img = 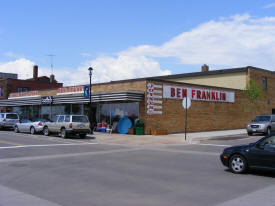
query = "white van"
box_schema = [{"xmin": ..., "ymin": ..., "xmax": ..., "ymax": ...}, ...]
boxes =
[{"xmin": 0, "ymin": 113, "xmax": 20, "ymax": 129}]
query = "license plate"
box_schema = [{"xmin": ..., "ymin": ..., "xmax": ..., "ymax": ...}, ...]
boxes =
[
  {"xmin": 78, "ymin": 124, "xmax": 84, "ymax": 128},
  {"xmin": 252, "ymin": 129, "xmax": 256, "ymax": 132}
]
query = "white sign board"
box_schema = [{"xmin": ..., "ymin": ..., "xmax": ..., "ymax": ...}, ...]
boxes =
[
  {"xmin": 163, "ymin": 85, "xmax": 235, "ymax": 103},
  {"xmin": 182, "ymin": 97, "xmax": 191, "ymax": 109},
  {"xmin": 147, "ymin": 83, "xmax": 163, "ymax": 115}
]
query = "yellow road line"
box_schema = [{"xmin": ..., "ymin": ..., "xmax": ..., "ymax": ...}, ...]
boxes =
[{"xmin": 0, "ymin": 140, "xmax": 23, "ymax": 146}]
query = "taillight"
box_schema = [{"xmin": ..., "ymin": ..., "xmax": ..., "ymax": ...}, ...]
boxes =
[
  {"xmin": 38, "ymin": 121, "xmax": 42, "ymax": 126},
  {"xmin": 69, "ymin": 123, "xmax": 72, "ymax": 128}
]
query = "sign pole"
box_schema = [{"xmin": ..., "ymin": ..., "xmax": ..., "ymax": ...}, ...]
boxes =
[
  {"xmin": 182, "ymin": 96, "xmax": 191, "ymax": 141},
  {"xmin": 185, "ymin": 97, "xmax": 187, "ymax": 141}
]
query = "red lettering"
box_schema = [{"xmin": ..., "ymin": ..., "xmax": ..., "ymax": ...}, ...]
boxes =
[
  {"xmin": 207, "ymin": 91, "xmax": 210, "ymax": 100},
  {"xmin": 222, "ymin": 93, "xmax": 226, "ymax": 101},
  {"xmin": 211, "ymin": 91, "xmax": 215, "ymax": 100},
  {"xmin": 182, "ymin": 89, "xmax": 187, "ymax": 98},
  {"xmin": 192, "ymin": 90, "xmax": 196, "ymax": 99},
  {"xmin": 171, "ymin": 88, "xmax": 175, "ymax": 97},
  {"xmin": 202, "ymin": 91, "xmax": 206, "ymax": 99},
  {"xmin": 177, "ymin": 88, "xmax": 181, "ymax": 98},
  {"xmin": 197, "ymin": 90, "xmax": 201, "ymax": 99}
]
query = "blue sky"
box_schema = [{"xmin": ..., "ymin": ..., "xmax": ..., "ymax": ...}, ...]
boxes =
[{"xmin": 1, "ymin": 0, "xmax": 275, "ymax": 85}]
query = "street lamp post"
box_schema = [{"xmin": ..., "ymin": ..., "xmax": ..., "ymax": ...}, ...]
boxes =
[{"xmin": 88, "ymin": 67, "xmax": 93, "ymax": 133}]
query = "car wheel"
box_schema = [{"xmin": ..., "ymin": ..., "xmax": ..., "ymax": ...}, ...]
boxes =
[
  {"xmin": 229, "ymin": 154, "xmax": 247, "ymax": 174},
  {"xmin": 79, "ymin": 133, "xmax": 87, "ymax": 138},
  {"xmin": 43, "ymin": 127, "xmax": 49, "ymax": 136},
  {"xmin": 14, "ymin": 126, "xmax": 19, "ymax": 133},
  {"xmin": 266, "ymin": 127, "xmax": 271, "ymax": 136},
  {"xmin": 30, "ymin": 126, "xmax": 35, "ymax": 135},
  {"xmin": 247, "ymin": 132, "xmax": 253, "ymax": 136},
  {"xmin": 60, "ymin": 128, "xmax": 66, "ymax": 139}
]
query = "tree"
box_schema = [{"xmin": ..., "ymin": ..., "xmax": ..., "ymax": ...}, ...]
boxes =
[{"xmin": 243, "ymin": 79, "xmax": 265, "ymax": 113}]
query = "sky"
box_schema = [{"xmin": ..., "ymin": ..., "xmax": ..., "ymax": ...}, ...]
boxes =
[{"xmin": 1, "ymin": 0, "xmax": 275, "ymax": 86}]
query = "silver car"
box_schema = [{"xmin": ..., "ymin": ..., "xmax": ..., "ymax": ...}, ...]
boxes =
[
  {"xmin": 14, "ymin": 118, "xmax": 46, "ymax": 134},
  {"xmin": 247, "ymin": 115, "xmax": 275, "ymax": 136},
  {"xmin": 0, "ymin": 113, "xmax": 19, "ymax": 129},
  {"xmin": 43, "ymin": 115, "xmax": 90, "ymax": 138}
]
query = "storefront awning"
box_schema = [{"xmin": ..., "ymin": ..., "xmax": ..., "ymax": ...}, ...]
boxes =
[{"xmin": 0, "ymin": 90, "xmax": 144, "ymax": 107}]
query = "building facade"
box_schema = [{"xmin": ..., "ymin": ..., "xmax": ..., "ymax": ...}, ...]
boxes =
[
  {"xmin": 0, "ymin": 65, "xmax": 63, "ymax": 101},
  {"xmin": 0, "ymin": 66, "xmax": 274, "ymax": 134}
]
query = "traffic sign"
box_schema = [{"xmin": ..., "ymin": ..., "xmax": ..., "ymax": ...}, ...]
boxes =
[
  {"xmin": 84, "ymin": 86, "xmax": 89, "ymax": 98},
  {"xmin": 182, "ymin": 97, "xmax": 191, "ymax": 109}
]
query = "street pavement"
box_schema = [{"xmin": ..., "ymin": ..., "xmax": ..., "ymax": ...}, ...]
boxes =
[{"xmin": 0, "ymin": 130, "xmax": 274, "ymax": 206}]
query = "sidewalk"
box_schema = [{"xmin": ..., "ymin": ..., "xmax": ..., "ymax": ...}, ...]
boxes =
[{"xmin": 89, "ymin": 129, "xmax": 247, "ymax": 146}]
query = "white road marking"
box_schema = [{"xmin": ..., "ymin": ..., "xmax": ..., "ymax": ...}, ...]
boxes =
[
  {"xmin": 215, "ymin": 185, "xmax": 275, "ymax": 206},
  {"xmin": 0, "ymin": 148, "xmax": 143, "ymax": 163},
  {"xmin": 149, "ymin": 147, "xmax": 220, "ymax": 156},
  {"xmin": 0, "ymin": 184, "xmax": 62, "ymax": 206},
  {"xmin": 0, "ymin": 142, "xmax": 98, "ymax": 149},
  {"xmin": 191, "ymin": 143, "xmax": 231, "ymax": 147}
]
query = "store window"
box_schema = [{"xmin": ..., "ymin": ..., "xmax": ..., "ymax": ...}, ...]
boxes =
[
  {"xmin": 72, "ymin": 104, "xmax": 83, "ymax": 115},
  {"xmin": 23, "ymin": 87, "xmax": 29, "ymax": 92},
  {"xmin": 0, "ymin": 87, "xmax": 3, "ymax": 96},
  {"xmin": 17, "ymin": 87, "xmax": 23, "ymax": 92},
  {"xmin": 41, "ymin": 106, "xmax": 51, "ymax": 120},
  {"xmin": 262, "ymin": 76, "xmax": 267, "ymax": 90},
  {"xmin": 97, "ymin": 102, "xmax": 139, "ymax": 131}
]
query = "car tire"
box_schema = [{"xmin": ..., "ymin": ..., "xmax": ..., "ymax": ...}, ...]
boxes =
[
  {"xmin": 229, "ymin": 154, "xmax": 247, "ymax": 174},
  {"xmin": 43, "ymin": 127, "xmax": 49, "ymax": 136},
  {"xmin": 79, "ymin": 133, "xmax": 87, "ymax": 139},
  {"xmin": 14, "ymin": 126, "xmax": 19, "ymax": 133},
  {"xmin": 247, "ymin": 132, "xmax": 253, "ymax": 136},
  {"xmin": 30, "ymin": 126, "xmax": 35, "ymax": 135},
  {"xmin": 60, "ymin": 128, "xmax": 66, "ymax": 139},
  {"xmin": 266, "ymin": 127, "xmax": 271, "ymax": 136}
]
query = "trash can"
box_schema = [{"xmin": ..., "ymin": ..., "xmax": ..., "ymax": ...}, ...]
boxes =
[{"xmin": 135, "ymin": 120, "xmax": 144, "ymax": 135}]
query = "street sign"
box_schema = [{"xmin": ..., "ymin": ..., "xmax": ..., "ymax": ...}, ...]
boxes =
[
  {"xmin": 182, "ymin": 97, "xmax": 191, "ymax": 109},
  {"xmin": 83, "ymin": 86, "xmax": 89, "ymax": 99}
]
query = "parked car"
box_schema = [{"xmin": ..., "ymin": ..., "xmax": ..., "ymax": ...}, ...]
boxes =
[
  {"xmin": 14, "ymin": 118, "xmax": 46, "ymax": 134},
  {"xmin": 42, "ymin": 115, "xmax": 90, "ymax": 138},
  {"xmin": 220, "ymin": 133, "xmax": 275, "ymax": 174},
  {"xmin": 246, "ymin": 114, "xmax": 275, "ymax": 136},
  {"xmin": 0, "ymin": 113, "xmax": 19, "ymax": 129}
]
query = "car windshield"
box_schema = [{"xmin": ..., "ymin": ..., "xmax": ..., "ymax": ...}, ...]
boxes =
[
  {"xmin": 33, "ymin": 118, "xmax": 47, "ymax": 122},
  {"xmin": 258, "ymin": 135, "xmax": 275, "ymax": 148},
  {"xmin": 21, "ymin": 119, "xmax": 32, "ymax": 123},
  {"xmin": 72, "ymin": 116, "xmax": 88, "ymax": 123},
  {"xmin": 253, "ymin": 115, "xmax": 271, "ymax": 122},
  {"xmin": 6, "ymin": 114, "xmax": 18, "ymax": 119}
]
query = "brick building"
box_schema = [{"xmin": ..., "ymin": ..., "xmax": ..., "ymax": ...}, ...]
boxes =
[
  {"xmin": 0, "ymin": 65, "xmax": 274, "ymax": 134},
  {"xmin": 0, "ymin": 65, "xmax": 63, "ymax": 101}
]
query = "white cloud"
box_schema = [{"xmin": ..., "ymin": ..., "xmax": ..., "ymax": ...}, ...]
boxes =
[
  {"xmin": 4, "ymin": 52, "xmax": 25, "ymax": 59},
  {"xmin": 65, "ymin": 55, "xmax": 170, "ymax": 85},
  {"xmin": 80, "ymin": 53, "xmax": 92, "ymax": 57},
  {"xmin": 0, "ymin": 58, "xmax": 35, "ymax": 79},
  {"xmin": 1, "ymin": 14, "xmax": 275, "ymax": 86},
  {"xmin": 263, "ymin": 2, "xmax": 275, "ymax": 9},
  {"xmin": 120, "ymin": 14, "xmax": 275, "ymax": 69}
]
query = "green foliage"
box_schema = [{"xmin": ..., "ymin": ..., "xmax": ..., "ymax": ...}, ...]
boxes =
[
  {"xmin": 242, "ymin": 79, "xmax": 265, "ymax": 113},
  {"xmin": 244, "ymin": 79, "xmax": 264, "ymax": 103}
]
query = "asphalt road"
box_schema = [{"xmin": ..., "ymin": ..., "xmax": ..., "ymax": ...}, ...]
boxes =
[{"xmin": 0, "ymin": 131, "xmax": 274, "ymax": 206}]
